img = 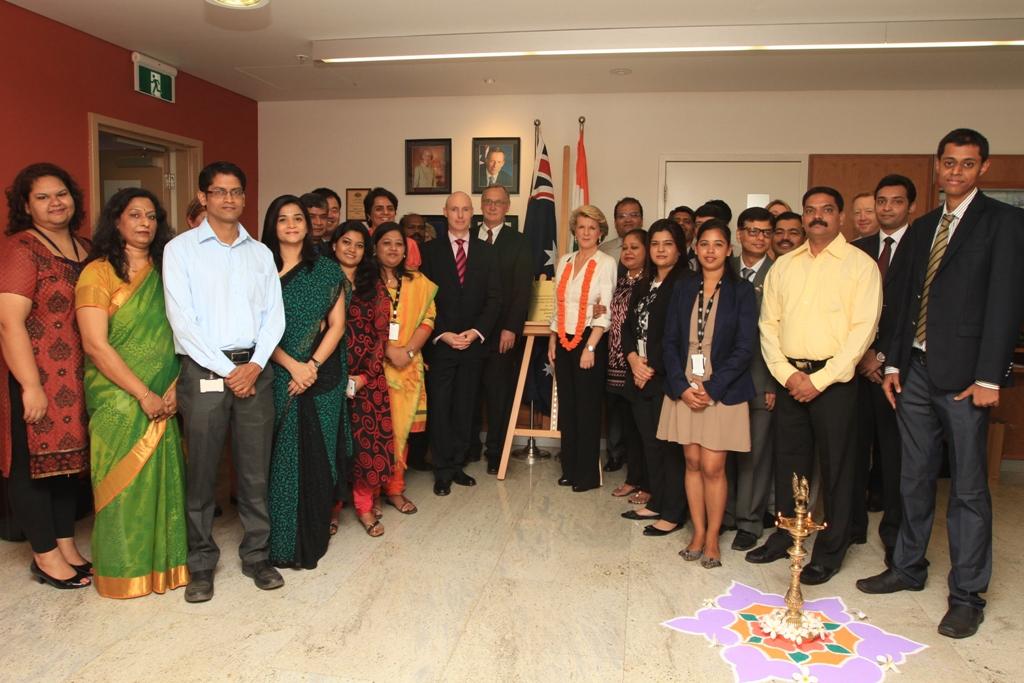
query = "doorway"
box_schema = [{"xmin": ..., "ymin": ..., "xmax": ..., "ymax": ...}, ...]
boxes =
[{"xmin": 88, "ymin": 114, "xmax": 203, "ymax": 233}]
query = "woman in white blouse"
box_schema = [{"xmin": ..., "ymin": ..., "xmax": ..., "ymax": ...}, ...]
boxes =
[{"xmin": 547, "ymin": 205, "xmax": 618, "ymax": 492}]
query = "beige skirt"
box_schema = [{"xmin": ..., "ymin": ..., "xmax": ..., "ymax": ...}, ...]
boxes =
[{"xmin": 656, "ymin": 395, "xmax": 751, "ymax": 452}]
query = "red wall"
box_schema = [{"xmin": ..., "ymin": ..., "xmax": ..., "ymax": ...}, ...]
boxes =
[{"xmin": 0, "ymin": 2, "xmax": 259, "ymax": 233}]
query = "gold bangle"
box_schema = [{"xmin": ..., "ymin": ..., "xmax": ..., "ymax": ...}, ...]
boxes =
[{"xmin": 139, "ymin": 390, "xmax": 152, "ymax": 401}]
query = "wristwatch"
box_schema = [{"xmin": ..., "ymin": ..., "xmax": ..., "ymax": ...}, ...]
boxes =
[
  {"xmin": 311, "ymin": 358, "xmax": 322, "ymax": 369},
  {"xmin": 586, "ymin": 344, "xmax": 596, "ymax": 353},
  {"xmin": 875, "ymin": 351, "xmax": 886, "ymax": 363}
]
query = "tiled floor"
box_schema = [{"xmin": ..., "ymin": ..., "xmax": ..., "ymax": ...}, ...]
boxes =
[{"xmin": 1, "ymin": 459, "xmax": 1021, "ymax": 682}]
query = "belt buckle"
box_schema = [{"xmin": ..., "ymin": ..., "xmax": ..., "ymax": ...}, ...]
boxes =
[
  {"xmin": 228, "ymin": 350, "xmax": 248, "ymax": 363},
  {"xmin": 794, "ymin": 360, "xmax": 810, "ymax": 371}
]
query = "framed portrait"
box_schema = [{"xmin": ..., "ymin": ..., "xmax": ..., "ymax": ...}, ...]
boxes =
[
  {"xmin": 405, "ymin": 139, "xmax": 451, "ymax": 195},
  {"xmin": 471, "ymin": 214, "xmax": 519, "ymax": 234},
  {"xmin": 472, "ymin": 137, "xmax": 521, "ymax": 195},
  {"xmin": 345, "ymin": 188, "xmax": 369, "ymax": 221},
  {"xmin": 421, "ymin": 214, "xmax": 448, "ymax": 241}
]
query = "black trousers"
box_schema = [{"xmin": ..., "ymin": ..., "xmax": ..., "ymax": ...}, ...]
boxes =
[
  {"xmin": 893, "ymin": 356, "xmax": 992, "ymax": 609},
  {"xmin": 5, "ymin": 375, "xmax": 78, "ymax": 553},
  {"xmin": 851, "ymin": 377, "xmax": 903, "ymax": 548},
  {"xmin": 629, "ymin": 390, "xmax": 685, "ymax": 524},
  {"xmin": 554, "ymin": 333, "xmax": 607, "ymax": 489},
  {"xmin": 608, "ymin": 390, "xmax": 645, "ymax": 488},
  {"xmin": 470, "ymin": 341, "xmax": 522, "ymax": 467},
  {"xmin": 177, "ymin": 356, "xmax": 275, "ymax": 572},
  {"xmin": 427, "ymin": 352, "xmax": 484, "ymax": 482},
  {"xmin": 761, "ymin": 378, "xmax": 858, "ymax": 569}
]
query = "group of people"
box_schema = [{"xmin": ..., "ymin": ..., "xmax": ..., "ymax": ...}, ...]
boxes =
[{"xmin": 1, "ymin": 127, "xmax": 1020, "ymax": 642}]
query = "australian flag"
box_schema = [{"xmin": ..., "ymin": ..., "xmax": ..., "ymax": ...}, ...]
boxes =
[{"xmin": 522, "ymin": 133, "xmax": 557, "ymax": 414}]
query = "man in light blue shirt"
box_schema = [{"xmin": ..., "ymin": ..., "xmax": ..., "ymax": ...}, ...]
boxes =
[{"xmin": 163, "ymin": 161, "xmax": 285, "ymax": 603}]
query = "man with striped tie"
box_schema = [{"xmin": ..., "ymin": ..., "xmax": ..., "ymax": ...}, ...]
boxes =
[
  {"xmin": 857, "ymin": 129, "xmax": 1024, "ymax": 640},
  {"xmin": 420, "ymin": 191, "xmax": 502, "ymax": 497}
]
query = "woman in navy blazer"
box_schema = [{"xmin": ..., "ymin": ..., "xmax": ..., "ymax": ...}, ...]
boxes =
[{"xmin": 657, "ymin": 219, "xmax": 757, "ymax": 568}]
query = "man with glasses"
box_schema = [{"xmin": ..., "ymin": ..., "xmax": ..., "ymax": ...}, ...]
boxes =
[
  {"xmin": 725, "ymin": 207, "xmax": 776, "ymax": 551},
  {"xmin": 770, "ymin": 211, "xmax": 805, "ymax": 256},
  {"xmin": 164, "ymin": 161, "xmax": 286, "ymax": 603},
  {"xmin": 468, "ymin": 185, "xmax": 533, "ymax": 474},
  {"xmin": 598, "ymin": 196, "xmax": 643, "ymax": 261}
]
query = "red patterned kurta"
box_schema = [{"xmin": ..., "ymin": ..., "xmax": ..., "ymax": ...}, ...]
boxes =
[
  {"xmin": 0, "ymin": 233, "xmax": 89, "ymax": 478},
  {"xmin": 346, "ymin": 280, "xmax": 394, "ymax": 486}
]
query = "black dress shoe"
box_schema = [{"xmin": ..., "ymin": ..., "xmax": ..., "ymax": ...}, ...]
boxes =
[
  {"xmin": 557, "ymin": 477, "xmax": 573, "ymax": 487},
  {"xmin": 856, "ymin": 568, "xmax": 923, "ymax": 594},
  {"xmin": 850, "ymin": 533, "xmax": 868, "ymax": 545},
  {"xmin": 745, "ymin": 541, "xmax": 789, "ymax": 564},
  {"xmin": 602, "ymin": 459, "xmax": 623, "ymax": 472},
  {"xmin": 621, "ymin": 510, "xmax": 660, "ymax": 521},
  {"xmin": 452, "ymin": 471, "xmax": 476, "ymax": 487},
  {"xmin": 433, "ymin": 480, "xmax": 451, "ymax": 496},
  {"xmin": 572, "ymin": 483, "xmax": 599, "ymax": 492},
  {"xmin": 185, "ymin": 569, "xmax": 214, "ymax": 603},
  {"xmin": 800, "ymin": 563, "xmax": 839, "ymax": 586},
  {"xmin": 486, "ymin": 465, "xmax": 499, "ymax": 475},
  {"xmin": 242, "ymin": 561, "xmax": 284, "ymax": 590},
  {"xmin": 643, "ymin": 523, "xmax": 680, "ymax": 536},
  {"xmin": 938, "ymin": 604, "xmax": 984, "ymax": 639},
  {"xmin": 731, "ymin": 530, "xmax": 759, "ymax": 551}
]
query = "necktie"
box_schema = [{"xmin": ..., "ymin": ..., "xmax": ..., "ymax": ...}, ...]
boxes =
[
  {"xmin": 455, "ymin": 238, "xmax": 467, "ymax": 285},
  {"xmin": 740, "ymin": 266, "xmax": 754, "ymax": 282},
  {"xmin": 878, "ymin": 236, "xmax": 894, "ymax": 280},
  {"xmin": 914, "ymin": 213, "xmax": 954, "ymax": 345},
  {"xmin": 486, "ymin": 229, "xmax": 494, "ymax": 245},
  {"xmin": 488, "ymin": 175, "xmax": 496, "ymax": 185}
]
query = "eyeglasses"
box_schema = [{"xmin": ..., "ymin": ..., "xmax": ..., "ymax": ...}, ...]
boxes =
[
  {"xmin": 742, "ymin": 228, "xmax": 772, "ymax": 237},
  {"xmin": 481, "ymin": 199, "xmax": 509, "ymax": 207},
  {"xmin": 205, "ymin": 187, "xmax": 245, "ymax": 199},
  {"xmin": 616, "ymin": 212, "xmax": 642, "ymax": 220}
]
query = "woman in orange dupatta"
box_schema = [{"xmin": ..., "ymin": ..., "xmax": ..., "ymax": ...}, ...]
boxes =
[{"xmin": 375, "ymin": 223, "xmax": 436, "ymax": 514}]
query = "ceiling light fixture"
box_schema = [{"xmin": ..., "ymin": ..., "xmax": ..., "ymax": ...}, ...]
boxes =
[
  {"xmin": 205, "ymin": 0, "xmax": 269, "ymax": 9},
  {"xmin": 483, "ymin": 77, "xmax": 496, "ymax": 84}
]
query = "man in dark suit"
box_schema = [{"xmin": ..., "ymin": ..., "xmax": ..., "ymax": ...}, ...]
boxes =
[
  {"xmin": 857, "ymin": 129, "xmax": 1024, "ymax": 639},
  {"xmin": 849, "ymin": 175, "xmax": 916, "ymax": 565},
  {"xmin": 420, "ymin": 191, "xmax": 502, "ymax": 496},
  {"xmin": 726, "ymin": 207, "xmax": 776, "ymax": 551},
  {"xmin": 466, "ymin": 185, "xmax": 533, "ymax": 475},
  {"xmin": 479, "ymin": 148, "xmax": 514, "ymax": 189}
]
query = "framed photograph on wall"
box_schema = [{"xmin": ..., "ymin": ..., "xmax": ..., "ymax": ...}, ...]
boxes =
[
  {"xmin": 421, "ymin": 214, "xmax": 448, "ymax": 240},
  {"xmin": 405, "ymin": 139, "xmax": 451, "ymax": 195},
  {"xmin": 472, "ymin": 137, "xmax": 521, "ymax": 195},
  {"xmin": 345, "ymin": 188, "xmax": 369, "ymax": 220}
]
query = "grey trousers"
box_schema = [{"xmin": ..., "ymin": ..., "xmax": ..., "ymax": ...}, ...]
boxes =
[
  {"xmin": 726, "ymin": 402, "xmax": 774, "ymax": 536},
  {"xmin": 177, "ymin": 356, "xmax": 275, "ymax": 572}
]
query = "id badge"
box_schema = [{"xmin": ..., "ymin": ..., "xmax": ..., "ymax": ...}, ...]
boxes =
[
  {"xmin": 690, "ymin": 353, "xmax": 706, "ymax": 377},
  {"xmin": 346, "ymin": 378, "xmax": 357, "ymax": 398},
  {"xmin": 637, "ymin": 340, "xmax": 647, "ymax": 359},
  {"xmin": 200, "ymin": 378, "xmax": 224, "ymax": 393},
  {"xmin": 389, "ymin": 322, "xmax": 400, "ymax": 341}
]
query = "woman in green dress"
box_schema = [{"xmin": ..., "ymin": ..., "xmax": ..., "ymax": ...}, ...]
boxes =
[
  {"xmin": 262, "ymin": 195, "xmax": 346, "ymax": 569},
  {"xmin": 75, "ymin": 188, "xmax": 188, "ymax": 598}
]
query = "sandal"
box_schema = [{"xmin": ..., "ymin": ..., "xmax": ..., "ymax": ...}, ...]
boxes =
[
  {"xmin": 358, "ymin": 513, "xmax": 384, "ymax": 537},
  {"xmin": 611, "ymin": 483, "xmax": 638, "ymax": 498},
  {"xmin": 386, "ymin": 495, "xmax": 418, "ymax": 515},
  {"xmin": 328, "ymin": 521, "xmax": 339, "ymax": 536},
  {"xmin": 628, "ymin": 490, "xmax": 651, "ymax": 505}
]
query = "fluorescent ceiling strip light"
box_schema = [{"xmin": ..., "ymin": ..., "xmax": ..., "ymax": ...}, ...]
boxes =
[{"xmin": 320, "ymin": 40, "xmax": 1024, "ymax": 63}]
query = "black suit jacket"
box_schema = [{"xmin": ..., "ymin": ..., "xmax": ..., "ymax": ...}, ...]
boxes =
[
  {"xmin": 419, "ymin": 234, "xmax": 502, "ymax": 360},
  {"xmin": 481, "ymin": 224, "xmax": 533, "ymax": 345},
  {"xmin": 882, "ymin": 192, "xmax": 1024, "ymax": 390},
  {"xmin": 851, "ymin": 231, "xmax": 901, "ymax": 349},
  {"xmin": 663, "ymin": 275, "xmax": 758, "ymax": 405}
]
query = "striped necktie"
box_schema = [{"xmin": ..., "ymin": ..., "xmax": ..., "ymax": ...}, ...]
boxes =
[
  {"xmin": 914, "ymin": 213, "xmax": 954, "ymax": 345},
  {"xmin": 740, "ymin": 266, "xmax": 754, "ymax": 282},
  {"xmin": 455, "ymin": 238, "xmax": 467, "ymax": 285}
]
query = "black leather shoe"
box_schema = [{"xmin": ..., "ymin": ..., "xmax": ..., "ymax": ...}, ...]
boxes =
[
  {"xmin": 557, "ymin": 477, "xmax": 572, "ymax": 487},
  {"xmin": 800, "ymin": 563, "xmax": 839, "ymax": 586},
  {"xmin": 572, "ymin": 483, "xmax": 599, "ymax": 492},
  {"xmin": 433, "ymin": 480, "xmax": 451, "ymax": 496},
  {"xmin": 731, "ymin": 530, "xmax": 759, "ymax": 551},
  {"xmin": 185, "ymin": 569, "xmax": 214, "ymax": 602},
  {"xmin": 242, "ymin": 561, "xmax": 284, "ymax": 590},
  {"xmin": 856, "ymin": 568, "xmax": 923, "ymax": 594},
  {"xmin": 621, "ymin": 510, "xmax": 660, "ymax": 521},
  {"xmin": 643, "ymin": 523, "xmax": 680, "ymax": 536},
  {"xmin": 452, "ymin": 471, "xmax": 476, "ymax": 487},
  {"xmin": 486, "ymin": 465, "xmax": 499, "ymax": 475},
  {"xmin": 938, "ymin": 604, "xmax": 984, "ymax": 639},
  {"xmin": 745, "ymin": 541, "xmax": 789, "ymax": 564},
  {"xmin": 850, "ymin": 533, "xmax": 868, "ymax": 545},
  {"xmin": 602, "ymin": 459, "xmax": 623, "ymax": 472}
]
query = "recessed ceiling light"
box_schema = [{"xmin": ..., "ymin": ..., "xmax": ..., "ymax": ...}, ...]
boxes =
[
  {"xmin": 483, "ymin": 77, "xmax": 496, "ymax": 84},
  {"xmin": 205, "ymin": 0, "xmax": 269, "ymax": 9},
  {"xmin": 610, "ymin": 68, "xmax": 632, "ymax": 76}
]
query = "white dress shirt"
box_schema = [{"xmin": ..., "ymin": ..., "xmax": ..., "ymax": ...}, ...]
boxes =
[{"xmin": 549, "ymin": 249, "xmax": 617, "ymax": 333}]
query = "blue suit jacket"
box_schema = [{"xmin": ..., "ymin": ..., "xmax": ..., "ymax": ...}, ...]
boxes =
[{"xmin": 663, "ymin": 275, "xmax": 758, "ymax": 405}]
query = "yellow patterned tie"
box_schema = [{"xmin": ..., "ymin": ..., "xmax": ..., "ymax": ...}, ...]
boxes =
[{"xmin": 914, "ymin": 213, "xmax": 954, "ymax": 345}]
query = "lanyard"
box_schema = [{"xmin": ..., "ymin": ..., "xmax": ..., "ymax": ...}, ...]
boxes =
[
  {"xmin": 695, "ymin": 279, "xmax": 722, "ymax": 352},
  {"xmin": 32, "ymin": 227, "xmax": 81, "ymax": 261},
  {"xmin": 382, "ymin": 273, "xmax": 403, "ymax": 321}
]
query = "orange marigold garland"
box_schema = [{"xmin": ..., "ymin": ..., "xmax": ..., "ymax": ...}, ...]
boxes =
[{"xmin": 557, "ymin": 257, "xmax": 598, "ymax": 351}]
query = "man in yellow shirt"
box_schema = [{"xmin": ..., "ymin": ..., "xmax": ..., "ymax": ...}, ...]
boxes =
[{"xmin": 745, "ymin": 186, "xmax": 881, "ymax": 586}]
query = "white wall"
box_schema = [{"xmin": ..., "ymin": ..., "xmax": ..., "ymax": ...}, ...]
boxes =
[{"xmin": 259, "ymin": 89, "xmax": 1024, "ymax": 228}]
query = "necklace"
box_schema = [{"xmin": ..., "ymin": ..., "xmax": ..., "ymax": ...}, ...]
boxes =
[{"xmin": 557, "ymin": 256, "xmax": 597, "ymax": 351}]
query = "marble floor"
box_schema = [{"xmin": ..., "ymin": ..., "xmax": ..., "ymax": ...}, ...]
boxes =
[{"xmin": 1, "ymin": 459, "xmax": 1022, "ymax": 682}]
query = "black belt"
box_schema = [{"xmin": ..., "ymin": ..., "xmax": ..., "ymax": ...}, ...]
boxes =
[
  {"xmin": 223, "ymin": 348, "xmax": 255, "ymax": 364},
  {"xmin": 910, "ymin": 348, "xmax": 926, "ymax": 365},
  {"xmin": 787, "ymin": 357, "xmax": 830, "ymax": 373}
]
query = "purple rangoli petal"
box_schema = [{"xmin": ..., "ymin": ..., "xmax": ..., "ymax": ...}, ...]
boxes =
[
  {"xmin": 717, "ymin": 581, "xmax": 785, "ymax": 611},
  {"xmin": 723, "ymin": 641, "xmax": 800, "ymax": 683},
  {"xmin": 663, "ymin": 608, "xmax": 742, "ymax": 646},
  {"xmin": 847, "ymin": 622, "xmax": 928, "ymax": 662}
]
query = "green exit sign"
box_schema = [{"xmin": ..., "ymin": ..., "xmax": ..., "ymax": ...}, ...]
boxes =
[{"xmin": 132, "ymin": 52, "xmax": 176, "ymax": 103}]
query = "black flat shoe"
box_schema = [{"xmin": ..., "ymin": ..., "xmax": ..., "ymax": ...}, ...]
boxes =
[
  {"xmin": 30, "ymin": 561, "xmax": 90, "ymax": 589},
  {"xmin": 856, "ymin": 568, "xmax": 923, "ymax": 594},
  {"xmin": 433, "ymin": 480, "xmax": 451, "ymax": 496},
  {"xmin": 452, "ymin": 471, "xmax": 477, "ymax": 487},
  {"xmin": 602, "ymin": 459, "xmax": 623, "ymax": 472},
  {"xmin": 643, "ymin": 524, "xmax": 680, "ymax": 537},
  {"xmin": 557, "ymin": 477, "xmax": 573, "ymax": 487},
  {"xmin": 938, "ymin": 604, "xmax": 984, "ymax": 639},
  {"xmin": 800, "ymin": 563, "xmax": 839, "ymax": 586},
  {"xmin": 621, "ymin": 510, "xmax": 660, "ymax": 521}
]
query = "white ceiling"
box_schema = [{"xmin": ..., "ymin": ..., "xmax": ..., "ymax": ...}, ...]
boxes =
[{"xmin": 12, "ymin": 0, "xmax": 1024, "ymax": 101}]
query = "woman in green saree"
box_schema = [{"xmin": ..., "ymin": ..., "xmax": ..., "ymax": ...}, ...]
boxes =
[
  {"xmin": 262, "ymin": 195, "xmax": 346, "ymax": 568},
  {"xmin": 75, "ymin": 188, "xmax": 188, "ymax": 598}
]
